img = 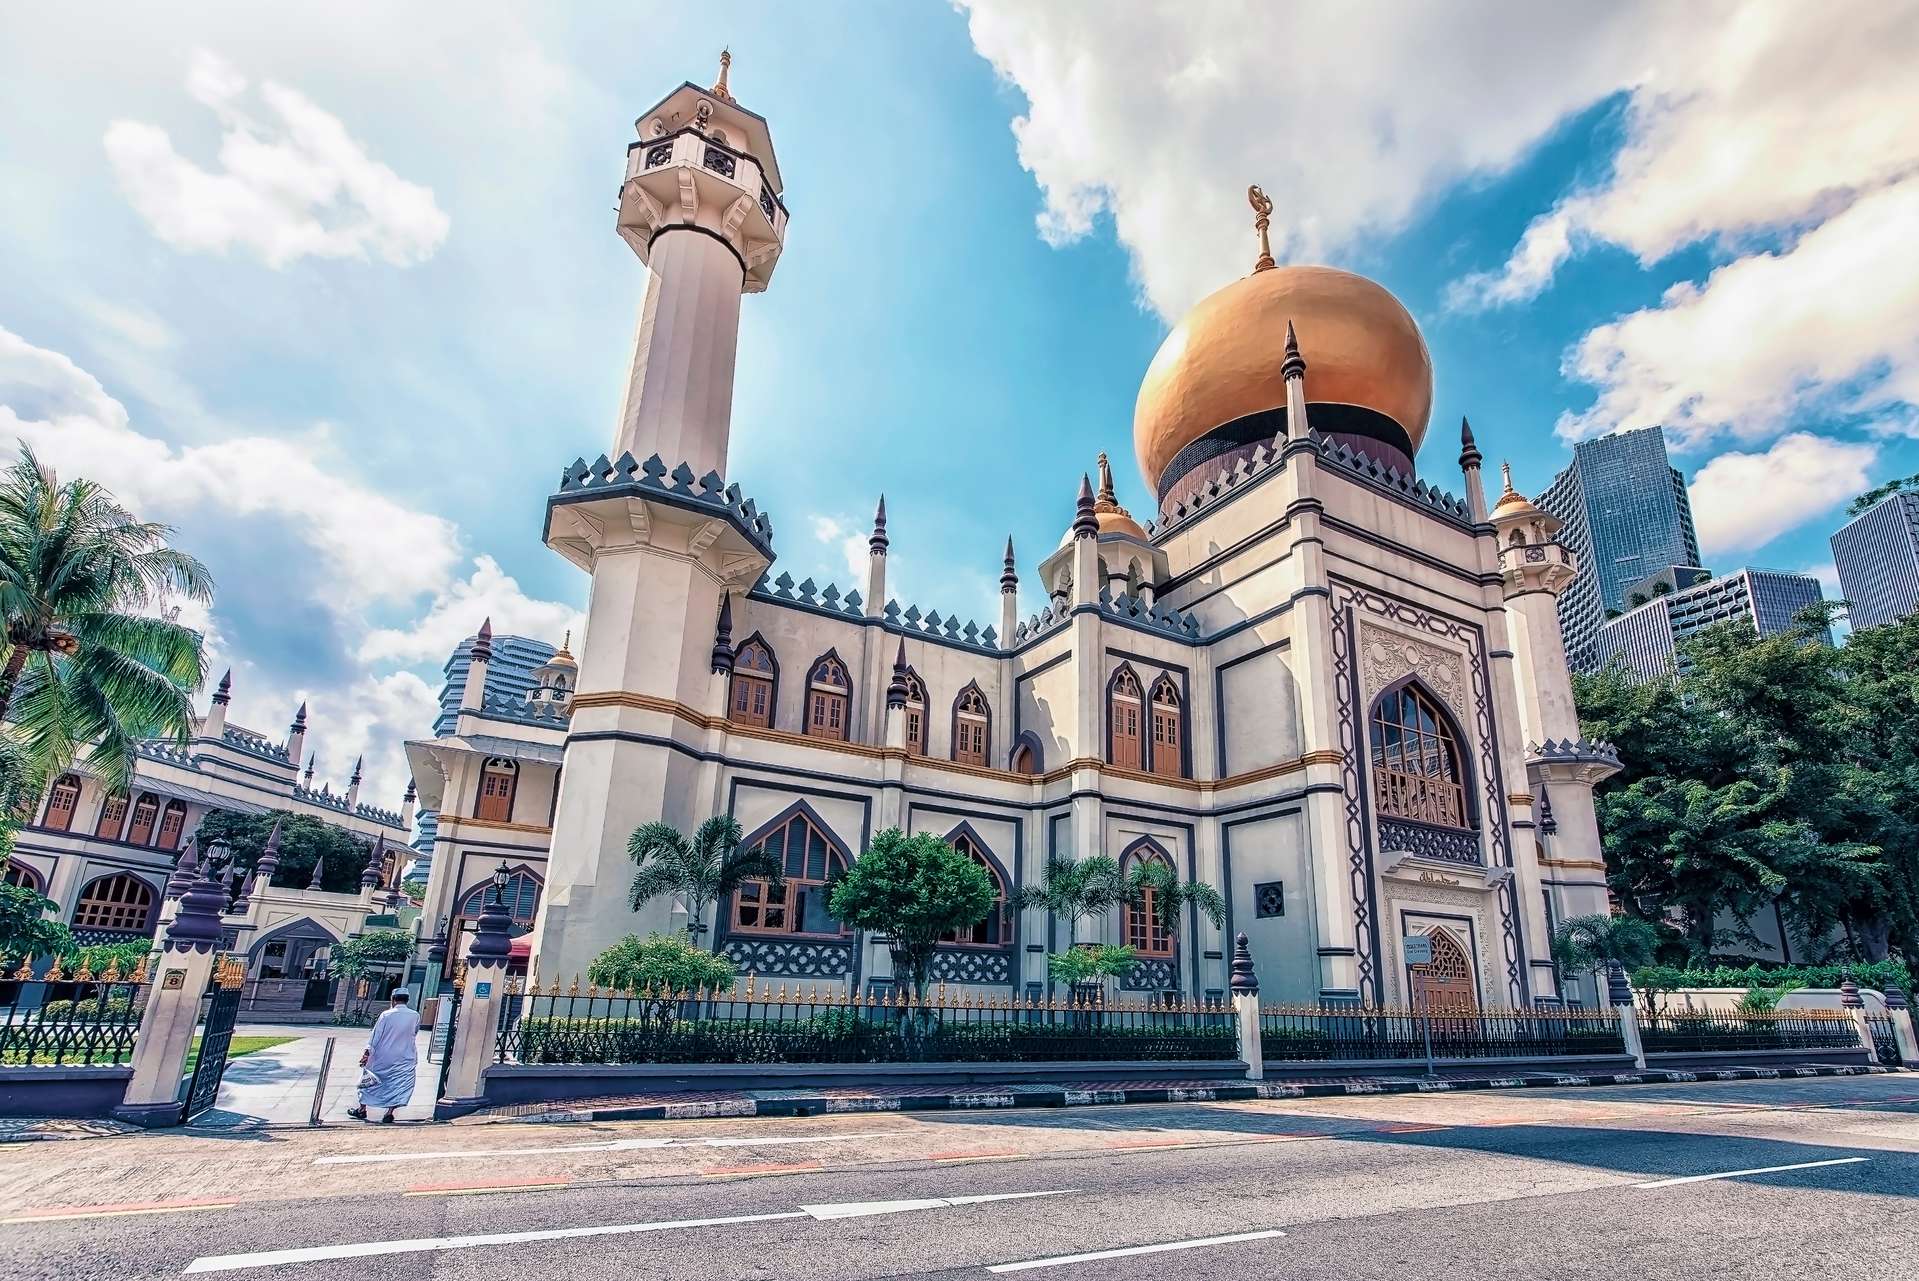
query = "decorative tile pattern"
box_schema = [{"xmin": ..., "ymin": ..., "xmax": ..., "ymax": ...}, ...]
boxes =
[
  {"xmin": 928, "ymin": 948, "xmax": 1012, "ymax": 986},
  {"xmin": 720, "ymin": 938, "xmax": 854, "ymax": 979},
  {"xmin": 1120, "ymin": 957, "xmax": 1177, "ymax": 992}
]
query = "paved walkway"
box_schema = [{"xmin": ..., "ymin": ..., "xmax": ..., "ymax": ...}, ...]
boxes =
[{"xmin": 188, "ymin": 1022, "xmax": 437, "ymax": 1129}]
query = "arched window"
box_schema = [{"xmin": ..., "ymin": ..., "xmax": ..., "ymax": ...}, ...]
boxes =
[
  {"xmin": 1109, "ymin": 666, "xmax": 1143, "ymax": 771},
  {"xmin": 155, "ymin": 799, "xmax": 188, "ymax": 850},
  {"xmin": 1369, "ymin": 682, "xmax": 1470, "ymax": 829},
  {"xmin": 804, "ymin": 652, "xmax": 851, "ymax": 742},
  {"xmin": 1410, "ymin": 926, "xmax": 1478, "ymax": 1015},
  {"xmin": 939, "ymin": 827, "xmax": 1008, "ymax": 946},
  {"xmin": 457, "ymin": 870, "xmax": 541, "ymax": 930},
  {"xmin": 42, "ymin": 775, "xmax": 82, "ymax": 831},
  {"xmin": 1148, "ymin": 676, "xmax": 1184, "ymax": 779},
  {"xmin": 1121, "ymin": 842, "xmax": 1175, "ymax": 957},
  {"xmin": 729, "ymin": 637, "xmax": 777, "ymax": 728},
  {"xmin": 1009, "ymin": 736, "xmax": 1040, "ymax": 776},
  {"xmin": 3, "ymin": 861, "xmax": 45, "ymax": 894},
  {"xmin": 730, "ymin": 808, "xmax": 850, "ymax": 937},
  {"xmin": 124, "ymin": 793, "xmax": 160, "ymax": 846},
  {"xmin": 902, "ymin": 670, "xmax": 928, "ymax": 757},
  {"xmin": 952, "ymin": 682, "xmax": 990, "ymax": 766},
  {"xmin": 73, "ymin": 874, "xmax": 155, "ymax": 933},
  {"xmin": 475, "ymin": 758, "xmax": 519, "ymax": 822},
  {"xmin": 95, "ymin": 791, "xmax": 129, "ymax": 839}
]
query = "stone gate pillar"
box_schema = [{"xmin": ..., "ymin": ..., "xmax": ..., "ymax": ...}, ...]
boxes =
[
  {"xmin": 437, "ymin": 874, "xmax": 515, "ymax": 1114},
  {"xmin": 115, "ymin": 862, "xmax": 228, "ymax": 1127}
]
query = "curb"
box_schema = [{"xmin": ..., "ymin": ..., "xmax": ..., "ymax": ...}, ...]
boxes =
[{"xmin": 469, "ymin": 1062, "xmax": 1891, "ymax": 1125}]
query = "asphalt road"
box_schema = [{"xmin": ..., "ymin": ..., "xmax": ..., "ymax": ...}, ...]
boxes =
[{"xmin": 4, "ymin": 1074, "xmax": 1915, "ymax": 1280}]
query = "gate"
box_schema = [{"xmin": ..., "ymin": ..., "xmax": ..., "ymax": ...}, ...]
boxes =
[
  {"xmin": 429, "ymin": 987, "xmax": 461, "ymax": 1102},
  {"xmin": 180, "ymin": 957, "xmax": 247, "ymax": 1123}
]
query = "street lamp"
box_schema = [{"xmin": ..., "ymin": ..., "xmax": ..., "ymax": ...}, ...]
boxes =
[{"xmin": 491, "ymin": 862, "xmax": 511, "ymax": 906}]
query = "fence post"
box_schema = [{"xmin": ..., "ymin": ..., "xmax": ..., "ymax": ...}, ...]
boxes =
[
  {"xmin": 114, "ymin": 861, "xmax": 227, "ymax": 1127},
  {"xmin": 1607, "ymin": 961, "xmax": 1647, "ymax": 1070},
  {"xmin": 437, "ymin": 883, "xmax": 514, "ymax": 1112},
  {"xmin": 1230, "ymin": 933, "xmax": 1263, "ymax": 1081},
  {"xmin": 1840, "ymin": 976, "xmax": 1879, "ymax": 1062},
  {"xmin": 1884, "ymin": 984, "xmax": 1919, "ymax": 1066}
]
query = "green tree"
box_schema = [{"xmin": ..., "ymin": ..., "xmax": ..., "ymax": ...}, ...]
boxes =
[
  {"xmin": 0, "ymin": 448, "xmax": 212, "ymax": 789},
  {"xmin": 1046, "ymin": 944, "xmax": 1137, "ymax": 988},
  {"xmin": 826, "ymin": 827, "xmax": 994, "ymax": 1003},
  {"xmin": 0, "ymin": 882, "xmax": 71, "ymax": 963},
  {"xmin": 191, "ymin": 809, "xmax": 371, "ymax": 894},
  {"xmin": 1013, "ymin": 855, "xmax": 1127, "ymax": 946},
  {"xmin": 587, "ymin": 931, "xmax": 736, "ymax": 993},
  {"xmin": 1848, "ymin": 470, "xmax": 1919, "ymax": 517},
  {"xmin": 625, "ymin": 815, "xmax": 784, "ymax": 946},
  {"xmin": 1549, "ymin": 913, "xmax": 1658, "ymax": 990},
  {"xmin": 1124, "ymin": 858, "xmax": 1226, "ymax": 941}
]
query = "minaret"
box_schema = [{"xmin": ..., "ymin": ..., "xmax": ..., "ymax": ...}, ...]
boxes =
[
  {"xmin": 613, "ymin": 51, "xmax": 790, "ymax": 479},
  {"xmin": 285, "ymin": 702, "xmax": 308, "ymax": 769},
  {"xmin": 883, "ymin": 640, "xmax": 910, "ymax": 751},
  {"xmin": 999, "ymin": 536, "xmax": 1018, "ymax": 647},
  {"xmin": 1280, "ymin": 320, "xmax": 1308, "ymax": 440},
  {"xmin": 345, "ymin": 756, "xmax": 363, "ymax": 809},
  {"xmin": 460, "ymin": 620, "xmax": 492, "ymax": 713},
  {"xmin": 865, "ymin": 496, "xmax": 888, "ymax": 617},
  {"xmin": 202, "ymin": 669, "xmax": 232, "ymax": 741},
  {"xmin": 1071, "ymin": 473, "xmax": 1099, "ymax": 607},
  {"xmin": 707, "ymin": 593, "xmax": 736, "ymax": 717},
  {"xmin": 1459, "ymin": 417, "xmax": 1487, "ymax": 522},
  {"xmin": 302, "ymin": 756, "xmax": 315, "ymax": 791}
]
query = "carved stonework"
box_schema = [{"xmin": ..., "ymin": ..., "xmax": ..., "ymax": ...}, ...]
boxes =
[
  {"xmin": 722, "ymin": 938, "xmax": 854, "ymax": 979},
  {"xmin": 928, "ymin": 948, "xmax": 1012, "ymax": 986},
  {"xmin": 1377, "ymin": 817, "xmax": 1482, "ymax": 867},
  {"xmin": 1359, "ymin": 623, "xmax": 1466, "ymax": 710},
  {"xmin": 1121, "ymin": 957, "xmax": 1177, "ymax": 992},
  {"xmin": 1380, "ymin": 884, "xmax": 1497, "ymax": 1009}
]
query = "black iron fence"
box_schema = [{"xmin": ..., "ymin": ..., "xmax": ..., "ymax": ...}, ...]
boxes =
[
  {"xmin": 495, "ymin": 979, "xmax": 1236, "ymax": 1066},
  {"xmin": 1258, "ymin": 1004, "xmax": 1625, "ymax": 1062},
  {"xmin": 1864, "ymin": 1013, "xmax": 1901, "ymax": 1066},
  {"xmin": 0, "ymin": 976, "xmax": 150, "ymax": 1067},
  {"xmin": 1639, "ymin": 1008, "xmax": 1861, "ymax": 1054}
]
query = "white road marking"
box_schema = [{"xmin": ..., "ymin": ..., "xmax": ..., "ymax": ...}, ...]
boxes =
[
  {"xmin": 987, "ymin": 1229, "xmax": 1286, "ymax": 1272},
  {"xmin": 313, "ymin": 1131, "xmax": 893, "ymax": 1164},
  {"xmin": 181, "ymin": 1189, "xmax": 1078, "ymax": 1273},
  {"xmin": 1634, "ymin": 1156, "xmax": 1869, "ymax": 1188}
]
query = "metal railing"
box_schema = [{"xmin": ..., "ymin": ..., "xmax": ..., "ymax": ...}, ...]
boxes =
[
  {"xmin": 0, "ymin": 961, "xmax": 152, "ymax": 1067},
  {"xmin": 494, "ymin": 979, "xmax": 1236, "ymax": 1067},
  {"xmin": 1638, "ymin": 1008, "xmax": 1860, "ymax": 1054},
  {"xmin": 1864, "ymin": 1013, "xmax": 1902, "ymax": 1066},
  {"xmin": 1258, "ymin": 1004, "xmax": 1625, "ymax": 1061}
]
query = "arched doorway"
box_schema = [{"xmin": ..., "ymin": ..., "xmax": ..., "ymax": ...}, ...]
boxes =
[{"xmin": 1410, "ymin": 927, "xmax": 1477, "ymax": 1016}]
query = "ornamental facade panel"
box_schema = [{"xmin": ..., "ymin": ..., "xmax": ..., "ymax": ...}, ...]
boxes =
[
  {"xmin": 928, "ymin": 948, "xmax": 1012, "ymax": 986},
  {"xmin": 721, "ymin": 937, "xmax": 854, "ymax": 979},
  {"xmin": 1120, "ymin": 957, "xmax": 1177, "ymax": 992}
]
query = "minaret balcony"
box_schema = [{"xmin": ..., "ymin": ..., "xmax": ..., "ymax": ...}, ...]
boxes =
[
  {"xmin": 621, "ymin": 129, "xmax": 786, "ymax": 290},
  {"xmin": 1498, "ymin": 539, "xmax": 1577, "ymax": 595}
]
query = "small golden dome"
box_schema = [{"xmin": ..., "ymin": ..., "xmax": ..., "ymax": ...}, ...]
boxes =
[
  {"xmin": 1062, "ymin": 453, "xmax": 1148, "ymax": 546},
  {"xmin": 1133, "ymin": 264, "xmax": 1434, "ymax": 495}
]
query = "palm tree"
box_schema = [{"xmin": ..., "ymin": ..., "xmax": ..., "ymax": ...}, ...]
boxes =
[
  {"xmin": 1124, "ymin": 859, "xmax": 1227, "ymax": 940},
  {"xmin": 626, "ymin": 815, "xmax": 784, "ymax": 946},
  {"xmin": 1013, "ymin": 855, "xmax": 1128, "ymax": 945},
  {"xmin": 0, "ymin": 448, "xmax": 211, "ymax": 789},
  {"xmin": 1550, "ymin": 913, "xmax": 1658, "ymax": 996}
]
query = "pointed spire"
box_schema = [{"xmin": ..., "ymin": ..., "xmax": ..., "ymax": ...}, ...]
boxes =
[
  {"xmin": 1537, "ymin": 785, "xmax": 1557, "ymax": 835},
  {"xmin": 349, "ymin": 756, "xmax": 363, "ymax": 785},
  {"xmin": 255, "ymin": 818, "xmax": 284, "ymax": 887},
  {"xmin": 403, "ymin": 778, "xmax": 417, "ymax": 803},
  {"xmin": 869, "ymin": 494, "xmax": 889, "ymax": 555},
  {"xmin": 303, "ymin": 756, "xmax": 315, "ymax": 788},
  {"xmin": 886, "ymin": 639, "xmax": 910, "ymax": 709},
  {"xmin": 212, "ymin": 669, "xmax": 232, "ymax": 706},
  {"xmin": 1499, "ymin": 460, "xmax": 1517, "ymax": 497},
  {"xmin": 306, "ymin": 847, "xmax": 326, "ymax": 892},
  {"xmin": 472, "ymin": 617, "xmax": 494, "ymax": 662},
  {"xmin": 1458, "ymin": 415, "xmax": 1483, "ymax": 471},
  {"xmin": 291, "ymin": 701, "xmax": 307, "ymax": 731},
  {"xmin": 1000, "ymin": 536, "xmax": 1018, "ymax": 594},
  {"xmin": 1096, "ymin": 453, "xmax": 1117, "ymax": 504},
  {"xmin": 713, "ymin": 47, "xmax": 734, "ymax": 101},
  {"xmin": 1072, "ymin": 473, "xmax": 1099, "ymax": 540},
  {"xmin": 710, "ymin": 593, "xmax": 736, "ymax": 674},
  {"xmin": 360, "ymin": 837, "xmax": 384, "ymax": 890},
  {"xmin": 166, "ymin": 841, "xmax": 203, "ymax": 902},
  {"xmin": 1280, "ymin": 319, "xmax": 1306, "ymax": 383}
]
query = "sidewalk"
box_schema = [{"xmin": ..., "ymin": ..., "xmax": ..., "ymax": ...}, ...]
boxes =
[
  {"xmin": 453, "ymin": 1061, "xmax": 1890, "ymax": 1125},
  {"xmin": 186, "ymin": 1022, "xmax": 437, "ymax": 1129}
]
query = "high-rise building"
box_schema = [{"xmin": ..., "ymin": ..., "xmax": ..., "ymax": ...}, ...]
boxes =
[
  {"xmin": 1591, "ymin": 567, "xmax": 1827, "ymax": 681},
  {"xmin": 1830, "ymin": 490, "xmax": 1919, "ymax": 631},
  {"xmin": 1539, "ymin": 426, "xmax": 1702, "ymax": 670}
]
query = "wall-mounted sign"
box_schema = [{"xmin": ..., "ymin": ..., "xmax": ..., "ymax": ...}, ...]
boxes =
[
  {"xmin": 474, "ymin": 981, "xmax": 493, "ymax": 998},
  {"xmin": 1401, "ymin": 934, "xmax": 1434, "ymax": 966},
  {"xmin": 162, "ymin": 969, "xmax": 186, "ymax": 990}
]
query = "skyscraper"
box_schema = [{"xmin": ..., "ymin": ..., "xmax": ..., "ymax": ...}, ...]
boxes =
[
  {"xmin": 1830, "ymin": 490, "xmax": 1919, "ymax": 631},
  {"xmin": 1591, "ymin": 568, "xmax": 1827, "ymax": 681},
  {"xmin": 1539, "ymin": 426, "xmax": 1702, "ymax": 670}
]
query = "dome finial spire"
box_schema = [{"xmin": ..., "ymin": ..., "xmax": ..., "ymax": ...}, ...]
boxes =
[
  {"xmin": 1248, "ymin": 185, "xmax": 1276, "ymax": 273},
  {"xmin": 713, "ymin": 48, "xmax": 734, "ymax": 101},
  {"xmin": 1500, "ymin": 460, "xmax": 1516, "ymax": 496},
  {"xmin": 1096, "ymin": 452, "xmax": 1116, "ymax": 504}
]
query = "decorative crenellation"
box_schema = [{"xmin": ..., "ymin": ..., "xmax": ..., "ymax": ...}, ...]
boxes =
[
  {"xmin": 1099, "ymin": 587, "xmax": 1201, "ymax": 639},
  {"xmin": 220, "ymin": 725, "xmax": 290, "ymax": 761},
  {"xmin": 1319, "ymin": 439, "xmax": 1474, "ymax": 524},
  {"xmin": 880, "ymin": 598, "xmax": 996, "ymax": 652},
  {"xmin": 134, "ymin": 740, "xmax": 193, "ymax": 766},
  {"xmin": 1527, "ymin": 737, "xmax": 1623, "ymax": 768},
  {"xmin": 290, "ymin": 782, "xmax": 404, "ymax": 828},
  {"xmin": 554, "ymin": 452, "xmax": 775, "ymax": 552},
  {"xmin": 754, "ymin": 570, "xmax": 865, "ymax": 618},
  {"xmin": 746, "ymin": 574, "xmax": 1000, "ymax": 653},
  {"xmin": 480, "ymin": 688, "xmax": 570, "ymax": 727},
  {"xmin": 1011, "ymin": 599, "xmax": 1073, "ymax": 646},
  {"xmin": 1143, "ymin": 441, "xmax": 1286, "ymax": 539}
]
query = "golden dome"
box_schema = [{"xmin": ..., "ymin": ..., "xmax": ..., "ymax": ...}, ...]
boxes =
[
  {"xmin": 1489, "ymin": 462, "xmax": 1552, "ymax": 524},
  {"xmin": 1133, "ymin": 264, "xmax": 1434, "ymax": 494}
]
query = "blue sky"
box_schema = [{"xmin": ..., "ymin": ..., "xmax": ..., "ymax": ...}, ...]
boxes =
[{"xmin": 3, "ymin": 2, "xmax": 1915, "ymax": 802}]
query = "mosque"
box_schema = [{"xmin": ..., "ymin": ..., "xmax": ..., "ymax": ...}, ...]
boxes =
[{"xmin": 427, "ymin": 55, "xmax": 1620, "ymax": 1011}]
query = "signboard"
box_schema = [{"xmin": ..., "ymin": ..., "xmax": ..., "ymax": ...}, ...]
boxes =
[
  {"xmin": 474, "ymin": 980, "xmax": 493, "ymax": 998},
  {"xmin": 1401, "ymin": 934, "xmax": 1434, "ymax": 966}
]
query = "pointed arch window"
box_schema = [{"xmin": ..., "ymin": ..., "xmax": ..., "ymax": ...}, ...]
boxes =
[
  {"xmin": 124, "ymin": 793, "xmax": 160, "ymax": 845},
  {"xmin": 902, "ymin": 670, "xmax": 928, "ymax": 757},
  {"xmin": 1109, "ymin": 667, "xmax": 1143, "ymax": 771},
  {"xmin": 1369, "ymin": 682, "xmax": 1469, "ymax": 829},
  {"xmin": 3, "ymin": 861, "xmax": 44, "ymax": 893},
  {"xmin": 73, "ymin": 873, "xmax": 154, "ymax": 933},
  {"xmin": 476, "ymin": 757, "xmax": 519, "ymax": 822},
  {"xmin": 1009, "ymin": 740, "xmax": 1039, "ymax": 776},
  {"xmin": 730, "ymin": 808, "xmax": 850, "ymax": 937},
  {"xmin": 42, "ymin": 775, "xmax": 81, "ymax": 831},
  {"xmin": 729, "ymin": 637, "xmax": 777, "ymax": 728},
  {"xmin": 95, "ymin": 791, "xmax": 129, "ymax": 839},
  {"xmin": 155, "ymin": 798, "xmax": 188, "ymax": 850},
  {"xmin": 1147, "ymin": 676, "xmax": 1184, "ymax": 779},
  {"xmin": 1121, "ymin": 842, "xmax": 1175, "ymax": 958},
  {"xmin": 952, "ymin": 683, "xmax": 990, "ymax": 766},
  {"xmin": 457, "ymin": 869, "xmax": 541, "ymax": 929},
  {"xmin": 804, "ymin": 653, "xmax": 851, "ymax": 742},
  {"xmin": 939, "ymin": 828, "xmax": 1008, "ymax": 946}
]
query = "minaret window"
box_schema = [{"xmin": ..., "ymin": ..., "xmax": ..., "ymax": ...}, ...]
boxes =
[
  {"xmin": 804, "ymin": 653, "xmax": 851, "ymax": 742},
  {"xmin": 1121, "ymin": 843, "xmax": 1175, "ymax": 958},
  {"xmin": 476, "ymin": 758, "xmax": 520, "ymax": 823},
  {"xmin": 729, "ymin": 638, "xmax": 777, "ymax": 729},
  {"xmin": 1109, "ymin": 667, "xmax": 1143, "ymax": 770},
  {"xmin": 42, "ymin": 775, "xmax": 81, "ymax": 831},
  {"xmin": 730, "ymin": 809, "xmax": 850, "ymax": 938},
  {"xmin": 1369, "ymin": 682, "xmax": 1470, "ymax": 829},
  {"xmin": 124, "ymin": 793, "xmax": 159, "ymax": 845},
  {"xmin": 902, "ymin": 670, "xmax": 928, "ymax": 756},
  {"xmin": 1148, "ymin": 677, "xmax": 1184, "ymax": 779},
  {"xmin": 938, "ymin": 829, "xmax": 1007, "ymax": 946},
  {"xmin": 95, "ymin": 791, "xmax": 128, "ymax": 839},
  {"xmin": 73, "ymin": 873, "xmax": 154, "ymax": 933},
  {"xmin": 155, "ymin": 799, "xmax": 188, "ymax": 851},
  {"xmin": 952, "ymin": 683, "xmax": 990, "ymax": 766}
]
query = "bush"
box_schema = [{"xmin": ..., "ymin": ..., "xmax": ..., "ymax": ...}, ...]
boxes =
[
  {"xmin": 37, "ymin": 996, "xmax": 135, "ymax": 1021},
  {"xmin": 587, "ymin": 933, "xmax": 736, "ymax": 994},
  {"xmin": 1633, "ymin": 959, "xmax": 1913, "ymax": 994}
]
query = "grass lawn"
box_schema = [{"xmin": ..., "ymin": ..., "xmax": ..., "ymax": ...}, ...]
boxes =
[{"xmin": 183, "ymin": 1034, "xmax": 295, "ymax": 1073}]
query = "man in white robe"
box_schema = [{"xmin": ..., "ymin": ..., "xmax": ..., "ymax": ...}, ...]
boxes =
[{"xmin": 348, "ymin": 989, "xmax": 420, "ymax": 1123}]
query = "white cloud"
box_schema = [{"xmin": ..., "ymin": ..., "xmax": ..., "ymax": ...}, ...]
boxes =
[
  {"xmin": 808, "ymin": 513, "xmax": 871, "ymax": 585},
  {"xmin": 103, "ymin": 49, "xmax": 448, "ymax": 268},
  {"xmin": 357, "ymin": 555, "xmax": 582, "ymax": 665},
  {"xmin": 1686, "ymin": 432, "xmax": 1876, "ymax": 557},
  {"xmin": 1556, "ymin": 177, "xmax": 1919, "ymax": 446}
]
